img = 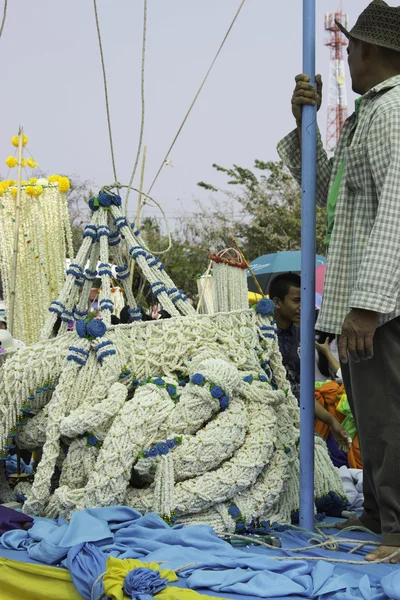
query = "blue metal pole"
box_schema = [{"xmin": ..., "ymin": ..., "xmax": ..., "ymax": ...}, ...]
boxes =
[{"xmin": 300, "ymin": 0, "xmax": 317, "ymax": 532}]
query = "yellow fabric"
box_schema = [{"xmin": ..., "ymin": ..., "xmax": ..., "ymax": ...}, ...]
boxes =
[
  {"xmin": 0, "ymin": 556, "xmax": 83, "ymax": 600},
  {"xmin": 248, "ymin": 291, "xmax": 263, "ymax": 304},
  {"xmin": 103, "ymin": 556, "xmax": 226, "ymax": 600}
]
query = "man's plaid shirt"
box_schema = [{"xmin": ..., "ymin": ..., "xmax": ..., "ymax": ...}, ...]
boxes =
[{"xmin": 278, "ymin": 75, "xmax": 400, "ymax": 334}]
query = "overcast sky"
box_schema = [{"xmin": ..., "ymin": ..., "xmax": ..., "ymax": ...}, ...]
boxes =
[{"xmin": 0, "ymin": 0, "xmax": 378, "ymax": 226}]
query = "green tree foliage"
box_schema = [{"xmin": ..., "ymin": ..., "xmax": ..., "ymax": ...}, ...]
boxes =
[{"xmin": 197, "ymin": 160, "xmax": 327, "ymax": 261}]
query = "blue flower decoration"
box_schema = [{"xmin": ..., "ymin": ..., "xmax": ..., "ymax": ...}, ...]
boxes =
[
  {"xmin": 259, "ymin": 375, "xmax": 268, "ymax": 382},
  {"xmin": 97, "ymin": 192, "xmax": 112, "ymax": 207},
  {"xmin": 76, "ymin": 320, "xmax": 87, "ymax": 338},
  {"xmin": 112, "ymin": 194, "xmax": 122, "ymax": 207},
  {"xmin": 166, "ymin": 384, "xmax": 177, "ymax": 397},
  {"xmin": 210, "ymin": 385, "xmax": 224, "ymax": 399},
  {"xmin": 148, "ymin": 447, "xmax": 158, "ymax": 457},
  {"xmin": 256, "ymin": 298, "xmax": 275, "ymax": 317},
  {"xmin": 167, "ymin": 439, "xmax": 176, "ymax": 449},
  {"xmin": 87, "ymin": 435, "xmax": 98, "ymax": 447},
  {"xmin": 153, "ymin": 378, "xmax": 165, "ymax": 386},
  {"xmin": 143, "ymin": 450, "xmax": 150, "ymax": 458},
  {"xmin": 228, "ymin": 505, "xmax": 240, "ymax": 518},
  {"xmin": 236, "ymin": 522, "xmax": 246, "ymax": 533},
  {"xmin": 88, "ymin": 197, "xmax": 98, "ymax": 212},
  {"xmin": 243, "ymin": 375, "xmax": 253, "ymax": 383},
  {"xmin": 191, "ymin": 373, "xmax": 205, "ymax": 386},
  {"xmin": 156, "ymin": 442, "xmax": 169, "ymax": 455},
  {"xmin": 86, "ymin": 319, "xmax": 107, "ymax": 338},
  {"xmin": 123, "ymin": 567, "xmax": 168, "ymax": 599},
  {"xmin": 219, "ymin": 396, "xmax": 229, "ymax": 410}
]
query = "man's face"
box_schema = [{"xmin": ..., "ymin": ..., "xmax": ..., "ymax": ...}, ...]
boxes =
[
  {"xmin": 347, "ymin": 38, "xmax": 365, "ymax": 95},
  {"xmin": 0, "ymin": 322, "xmax": 6, "ymax": 330},
  {"xmin": 276, "ymin": 286, "xmax": 301, "ymax": 325}
]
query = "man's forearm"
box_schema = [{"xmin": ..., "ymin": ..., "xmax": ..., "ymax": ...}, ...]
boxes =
[{"xmin": 314, "ymin": 400, "xmax": 333, "ymax": 426}]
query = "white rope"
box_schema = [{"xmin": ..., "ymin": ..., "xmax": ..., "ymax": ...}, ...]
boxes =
[
  {"xmin": 102, "ymin": 183, "xmax": 173, "ymax": 255},
  {"xmin": 93, "ymin": 0, "xmax": 118, "ymax": 182},
  {"xmin": 91, "ymin": 571, "xmax": 106, "ymax": 600},
  {"xmin": 217, "ymin": 532, "xmax": 400, "ymax": 565},
  {"xmin": 0, "ymin": 0, "xmax": 7, "ymax": 39},
  {"xmin": 147, "ymin": 0, "xmax": 247, "ymax": 195},
  {"xmin": 124, "ymin": 0, "xmax": 147, "ymax": 216}
]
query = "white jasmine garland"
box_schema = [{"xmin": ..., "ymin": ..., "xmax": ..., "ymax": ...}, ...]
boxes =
[
  {"xmin": 0, "ymin": 200, "xmax": 346, "ymax": 530},
  {"xmin": 0, "ymin": 186, "xmax": 74, "ymax": 344}
]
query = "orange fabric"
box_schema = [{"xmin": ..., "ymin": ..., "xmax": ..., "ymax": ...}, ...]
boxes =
[
  {"xmin": 347, "ymin": 433, "xmax": 363, "ymax": 469},
  {"xmin": 314, "ymin": 381, "xmax": 363, "ymax": 469},
  {"xmin": 314, "ymin": 381, "xmax": 345, "ymax": 440}
]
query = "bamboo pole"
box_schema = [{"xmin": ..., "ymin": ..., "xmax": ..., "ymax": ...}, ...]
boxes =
[
  {"xmin": 8, "ymin": 127, "xmax": 24, "ymax": 336},
  {"xmin": 231, "ymin": 237, "xmax": 265, "ymax": 298},
  {"xmin": 130, "ymin": 146, "xmax": 147, "ymax": 285}
]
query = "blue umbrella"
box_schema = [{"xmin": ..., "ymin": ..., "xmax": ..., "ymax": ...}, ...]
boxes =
[{"xmin": 247, "ymin": 251, "xmax": 326, "ymax": 294}]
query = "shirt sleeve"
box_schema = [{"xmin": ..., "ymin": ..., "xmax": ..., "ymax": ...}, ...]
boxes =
[
  {"xmin": 350, "ymin": 106, "xmax": 400, "ymax": 314},
  {"xmin": 276, "ymin": 128, "xmax": 333, "ymax": 207}
]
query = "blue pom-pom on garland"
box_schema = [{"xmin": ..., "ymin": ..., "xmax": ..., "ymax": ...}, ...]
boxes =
[
  {"xmin": 156, "ymin": 442, "xmax": 169, "ymax": 455},
  {"xmin": 210, "ymin": 385, "xmax": 224, "ymax": 399},
  {"xmin": 97, "ymin": 192, "xmax": 112, "ymax": 207},
  {"xmin": 228, "ymin": 505, "xmax": 240, "ymax": 518},
  {"xmin": 87, "ymin": 435, "xmax": 99, "ymax": 447},
  {"xmin": 76, "ymin": 320, "xmax": 87, "ymax": 338},
  {"xmin": 219, "ymin": 396, "xmax": 229, "ymax": 410},
  {"xmin": 86, "ymin": 319, "xmax": 107, "ymax": 338},
  {"xmin": 256, "ymin": 298, "xmax": 275, "ymax": 317},
  {"xmin": 191, "ymin": 373, "xmax": 205, "ymax": 386}
]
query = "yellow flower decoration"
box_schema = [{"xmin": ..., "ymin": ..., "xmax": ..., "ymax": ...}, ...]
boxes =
[
  {"xmin": 21, "ymin": 180, "xmax": 27, "ymax": 185},
  {"xmin": 27, "ymin": 158, "xmax": 38, "ymax": 168},
  {"xmin": 48, "ymin": 174, "xmax": 61, "ymax": 183},
  {"xmin": 11, "ymin": 134, "xmax": 28, "ymax": 147},
  {"xmin": 29, "ymin": 178, "xmax": 37, "ymax": 184},
  {"xmin": 5, "ymin": 156, "xmax": 18, "ymax": 168},
  {"xmin": 58, "ymin": 176, "xmax": 70, "ymax": 193},
  {"xmin": 0, "ymin": 184, "xmax": 5, "ymax": 196},
  {"xmin": 6, "ymin": 180, "xmax": 15, "ymax": 187},
  {"xmin": 26, "ymin": 184, "xmax": 43, "ymax": 197},
  {"xmin": 20, "ymin": 158, "xmax": 26, "ymax": 167},
  {"xmin": 26, "ymin": 186, "xmax": 36, "ymax": 196},
  {"xmin": 10, "ymin": 187, "xmax": 17, "ymax": 197}
]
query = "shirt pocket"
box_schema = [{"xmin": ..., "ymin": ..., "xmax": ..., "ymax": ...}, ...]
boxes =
[{"xmin": 345, "ymin": 144, "xmax": 367, "ymax": 192}]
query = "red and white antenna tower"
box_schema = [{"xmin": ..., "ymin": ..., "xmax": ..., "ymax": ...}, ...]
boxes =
[{"xmin": 324, "ymin": 7, "xmax": 349, "ymax": 151}]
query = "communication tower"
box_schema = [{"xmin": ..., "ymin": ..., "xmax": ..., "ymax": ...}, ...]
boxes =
[{"xmin": 324, "ymin": 9, "xmax": 349, "ymax": 151}]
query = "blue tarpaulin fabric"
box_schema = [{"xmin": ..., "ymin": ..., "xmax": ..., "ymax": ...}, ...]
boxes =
[{"xmin": 0, "ymin": 507, "xmax": 398, "ymax": 600}]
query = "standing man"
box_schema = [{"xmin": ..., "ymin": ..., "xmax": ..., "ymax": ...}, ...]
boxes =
[{"xmin": 278, "ymin": 0, "xmax": 400, "ymax": 562}]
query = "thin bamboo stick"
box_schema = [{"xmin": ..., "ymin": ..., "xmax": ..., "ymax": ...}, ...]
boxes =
[
  {"xmin": 231, "ymin": 237, "xmax": 265, "ymax": 298},
  {"xmin": 8, "ymin": 127, "xmax": 24, "ymax": 335},
  {"xmin": 130, "ymin": 146, "xmax": 147, "ymax": 285}
]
